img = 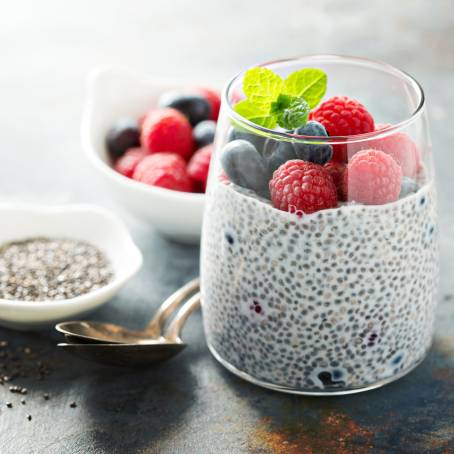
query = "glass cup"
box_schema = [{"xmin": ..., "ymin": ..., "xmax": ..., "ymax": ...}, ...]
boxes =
[{"xmin": 200, "ymin": 55, "xmax": 439, "ymax": 395}]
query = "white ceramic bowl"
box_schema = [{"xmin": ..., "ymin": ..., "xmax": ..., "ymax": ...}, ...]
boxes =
[
  {"xmin": 81, "ymin": 67, "xmax": 206, "ymax": 244},
  {"xmin": 0, "ymin": 204, "xmax": 142, "ymax": 329}
]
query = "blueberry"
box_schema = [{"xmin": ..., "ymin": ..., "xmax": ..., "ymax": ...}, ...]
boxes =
[
  {"xmin": 391, "ymin": 353, "xmax": 404, "ymax": 365},
  {"xmin": 331, "ymin": 369, "xmax": 344, "ymax": 380},
  {"xmin": 296, "ymin": 120, "xmax": 327, "ymax": 136},
  {"xmin": 227, "ymin": 127, "xmax": 266, "ymax": 153},
  {"xmin": 106, "ymin": 118, "xmax": 140, "ymax": 159},
  {"xmin": 262, "ymin": 138, "xmax": 297, "ymax": 174},
  {"xmin": 159, "ymin": 92, "xmax": 211, "ymax": 126},
  {"xmin": 193, "ymin": 120, "xmax": 216, "ymax": 148},
  {"xmin": 317, "ymin": 371, "xmax": 345, "ymax": 387},
  {"xmin": 221, "ymin": 140, "xmax": 270, "ymax": 197},
  {"xmin": 294, "ymin": 120, "xmax": 333, "ymax": 165},
  {"xmin": 400, "ymin": 177, "xmax": 419, "ymax": 198}
]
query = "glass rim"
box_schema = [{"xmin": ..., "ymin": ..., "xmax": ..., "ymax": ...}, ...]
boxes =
[{"xmin": 222, "ymin": 54, "xmax": 425, "ymax": 145}]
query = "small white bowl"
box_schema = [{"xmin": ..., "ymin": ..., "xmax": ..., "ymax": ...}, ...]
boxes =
[
  {"xmin": 81, "ymin": 67, "xmax": 206, "ymax": 244},
  {"xmin": 0, "ymin": 204, "xmax": 142, "ymax": 329}
]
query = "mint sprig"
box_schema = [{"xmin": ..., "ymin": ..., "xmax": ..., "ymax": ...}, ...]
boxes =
[{"xmin": 234, "ymin": 67, "xmax": 327, "ymax": 130}]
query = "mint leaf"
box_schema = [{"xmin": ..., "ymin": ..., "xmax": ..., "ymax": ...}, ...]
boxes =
[
  {"xmin": 275, "ymin": 96, "xmax": 309, "ymax": 130},
  {"xmin": 270, "ymin": 94, "xmax": 292, "ymax": 114},
  {"xmin": 234, "ymin": 99, "xmax": 277, "ymax": 129},
  {"xmin": 283, "ymin": 68, "xmax": 327, "ymax": 108},
  {"xmin": 243, "ymin": 67, "xmax": 283, "ymax": 107}
]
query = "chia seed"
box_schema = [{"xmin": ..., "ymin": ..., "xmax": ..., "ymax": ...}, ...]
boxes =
[{"xmin": 0, "ymin": 237, "xmax": 114, "ymax": 301}]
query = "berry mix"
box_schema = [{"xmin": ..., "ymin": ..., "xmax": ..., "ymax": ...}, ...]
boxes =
[
  {"xmin": 220, "ymin": 67, "xmax": 422, "ymax": 215},
  {"xmin": 106, "ymin": 87, "xmax": 220, "ymax": 193}
]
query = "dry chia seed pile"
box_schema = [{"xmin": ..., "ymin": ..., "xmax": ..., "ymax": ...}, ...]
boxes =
[{"xmin": 0, "ymin": 237, "xmax": 113, "ymax": 301}]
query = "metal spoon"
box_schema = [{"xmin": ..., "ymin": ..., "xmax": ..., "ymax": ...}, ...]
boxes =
[
  {"xmin": 57, "ymin": 292, "xmax": 201, "ymax": 367},
  {"xmin": 55, "ymin": 278, "xmax": 199, "ymax": 344}
]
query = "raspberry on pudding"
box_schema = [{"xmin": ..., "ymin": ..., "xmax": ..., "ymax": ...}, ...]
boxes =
[
  {"xmin": 269, "ymin": 160, "xmax": 337, "ymax": 214},
  {"xmin": 344, "ymin": 149, "xmax": 402, "ymax": 205}
]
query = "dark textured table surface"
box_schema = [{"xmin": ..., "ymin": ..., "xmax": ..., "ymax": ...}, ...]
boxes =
[{"xmin": 1, "ymin": 1, "xmax": 454, "ymax": 452}]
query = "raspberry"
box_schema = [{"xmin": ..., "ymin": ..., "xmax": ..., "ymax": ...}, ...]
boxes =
[
  {"xmin": 114, "ymin": 147, "xmax": 146, "ymax": 178},
  {"xmin": 324, "ymin": 160, "xmax": 346, "ymax": 201},
  {"xmin": 350, "ymin": 123, "xmax": 421, "ymax": 177},
  {"xmin": 140, "ymin": 108, "xmax": 194, "ymax": 159},
  {"xmin": 310, "ymin": 96, "xmax": 375, "ymax": 162},
  {"xmin": 269, "ymin": 160, "xmax": 338, "ymax": 215},
  {"xmin": 195, "ymin": 87, "xmax": 221, "ymax": 121},
  {"xmin": 187, "ymin": 144, "xmax": 213, "ymax": 192},
  {"xmin": 310, "ymin": 96, "xmax": 375, "ymax": 136},
  {"xmin": 344, "ymin": 149, "xmax": 402, "ymax": 205},
  {"xmin": 132, "ymin": 152, "xmax": 194, "ymax": 192}
]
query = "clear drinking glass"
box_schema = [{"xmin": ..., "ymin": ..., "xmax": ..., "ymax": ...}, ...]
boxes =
[{"xmin": 200, "ymin": 55, "xmax": 438, "ymax": 395}]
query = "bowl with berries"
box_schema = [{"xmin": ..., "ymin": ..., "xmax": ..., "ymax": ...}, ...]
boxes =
[
  {"xmin": 81, "ymin": 67, "xmax": 220, "ymax": 243},
  {"xmin": 200, "ymin": 55, "xmax": 438, "ymax": 395}
]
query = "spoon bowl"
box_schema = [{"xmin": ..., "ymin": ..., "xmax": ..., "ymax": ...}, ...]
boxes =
[
  {"xmin": 58, "ymin": 292, "xmax": 201, "ymax": 367},
  {"xmin": 56, "ymin": 278, "xmax": 199, "ymax": 344},
  {"xmin": 58, "ymin": 342, "xmax": 187, "ymax": 367}
]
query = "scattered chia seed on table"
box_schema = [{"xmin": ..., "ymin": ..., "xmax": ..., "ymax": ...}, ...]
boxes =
[
  {"xmin": 0, "ymin": 340, "xmax": 56, "ymax": 423},
  {"xmin": 0, "ymin": 237, "xmax": 113, "ymax": 301}
]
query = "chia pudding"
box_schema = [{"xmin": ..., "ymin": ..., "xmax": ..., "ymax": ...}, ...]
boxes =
[
  {"xmin": 200, "ymin": 56, "xmax": 438, "ymax": 394},
  {"xmin": 201, "ymin": 180, "xmax": 438, "ymax": 392}
]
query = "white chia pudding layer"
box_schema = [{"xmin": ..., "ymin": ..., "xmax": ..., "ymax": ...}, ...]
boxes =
[{"xmin": 201, "ymin": 181, "xmax": 439, "ymax": 391}]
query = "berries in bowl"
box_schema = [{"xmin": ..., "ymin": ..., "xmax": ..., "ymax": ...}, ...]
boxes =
[{"xmin": 81, "ymin": 67, "xmax": 219, "ymax": 243}]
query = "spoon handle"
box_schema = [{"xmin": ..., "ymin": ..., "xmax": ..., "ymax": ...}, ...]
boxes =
[
  {"xmin": 164, "ymin": 292, "xmax": 201, "ymax": 342},
  {"xmin": 143, "ymin": 278, "xmax": 199, "ymax": 335}
]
